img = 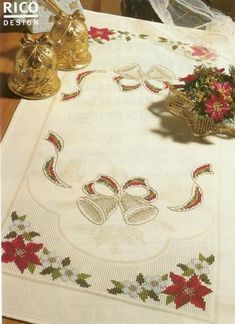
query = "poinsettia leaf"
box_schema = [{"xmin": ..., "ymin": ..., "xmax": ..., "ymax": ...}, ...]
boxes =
[
  {"xmin": 161, "ymin": 274, "xmax": 168, "ymax": 281},
  {"xmin": 200, "ymin": 274, "xmax": 211, "ymax": 285},
  {"xmin": 19, "ymin": 215, "xmax": 27, "ymax": 221},
  {"xmin": 172, "ymin": 45, "xmax": 178, "ymax": 50},
  {"xmin": 158, "ymin": 37, "xmax": 168, "ymax": 42},
  {"xmin": 76, "ymin": 278, "xmax": 90, "ymax": 288},
  {"xmin": 77, "ymin": 273, "xmax": 91, "ymax": 280},
  {"xmin": 136, "ymin": 273, "xmax": 145, "ymax": 285},
  {"xmin": 177, "ymin": 263, "xmax": 188, "ymax": 271},
  {"xmin": 11, "ymin": 211, "xmax": 19, "ymax": 221},
  {"xmin": 107, "ymin": 287, "xmax": 123, "ymax": 295},
  {"xmin": 148, "ymin": 290, "xmax": 160, "ymax": 301},
  {"xmin": 206, "ymin": 255, "xmax": 215, "ymax": 265},
  {"xmin": 199, "ymin": 253, "xmax": 207, "ymax": 262},
  {"xmin": 138, "ymin": 289, "xmax": 149, "ymax": 302},
  {"xmin": 166, "ymin": 295, "xmax": 175, "ymax": 305},
  {"xmin": 126, "ymin": 36, "xmax": 131, "ymax": 41},
  {"xmin": 23, "ymin": 232, "xmax": 32, "ymax": 241},
  {"xmin": 139, "ymin": 34, "xmax": 148, "ymax": 38},
  {"xmin": 4, "ymin": 231, "xmax": 17, "ymax": 239},
  {"xmin": 29, "ymin": 231, "xmax": 40, "ymax": 238},
  {"xmin": 52, "ymin": 269, "xmax": 61, "ymax": 281},
  {"xmin": 40, "ymin": 266, "xmax": 54, "ymax": 275},
  {"xmin": 61, "ymin": 257, "xmax": 71, "ymax": 267},
  {"xmin": 183, "ymin": 268, "xmax": 194, "ymax": 277},
  {"xmin": 111, "ymin": 280, "xmax": 124, "ymax": 289},
  {"xmin": 28, "ymin": 263, "xmax": 36, "ymax": 274},
  {"xmin": 43, "ymin": 247, "xmax": 50, "ymax": 255}
]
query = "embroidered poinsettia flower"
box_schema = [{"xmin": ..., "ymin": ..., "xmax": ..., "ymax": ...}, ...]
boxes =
[
  {"xmin": 163, "ymin": 272, "xmax": 212, "ymax": 310},
  {"xmin": 191, "ymin": 46, "xmax": 217, "ymax": 60},
  {"xmin": 40, "ymin": 251, "xmax": 62, "ymax": 269},
  {"xmin": 123, "ymin": 281, "xmax": 142, "ymax": 298},
  {"xmin": 2, "ymin": 235, "xmax": 43, "ymax": 273},
  {"xmin": 9, "ymin": 219, "xmax": 31, "ymax": 235},
  {"xmin": 212, "ymin": 82, "xmax": 232, "ymax": 99},
  {"xmin": 60, "ymin": 267, "xmax": 79, "ymax": 282},
  {"xmin": 88, "ymin": 27, "xmax": 114, "ymax": 41},
  {"xmin": 143, "ymin": 275, "xmax": 167, "ymax": 294},
  {"xmin": 179, "ymin": 73, "xmax": 197, "ymax": 82},
  {"xmin": 187, "ymin": 258, "xmax": 209, "ymax": 276},
  {"xmin": 204, "ymin": 95, "xmax": 230, "ymax": 121}
]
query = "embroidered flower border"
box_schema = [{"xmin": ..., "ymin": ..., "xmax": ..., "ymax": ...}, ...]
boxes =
[
  {"xmin": 2, "ymin": 211, "xmax": 91, "ymax": 288},
  {"xmin": 107, "ymin": 253, "xmax": 214, "ymax": 311},
  {"xmin": 88, "ymin": 26, "xmax": 218, "ymax": 63}
]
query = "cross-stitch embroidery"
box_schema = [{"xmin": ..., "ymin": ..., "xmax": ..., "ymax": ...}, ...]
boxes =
[
  {"xmin": 77, "ymin": 175, "xmax": 158, "ymax": 226},
  {"xmin": 108, "ymin": 253, "xmax": 214, "ymax": 311},
  {"xmin": 42, "ymin": 131, "xmax": 72, "ymax": 188},
  {"xmin": 2, "ymin": 211, "xmax": 91, "ymax": 288},
  {"xmin": 61, "ymin": 70, "xmax": 105, "ymax": 101},
  {"xmin": 168, "ymin": 164, "xmax": 213, "ymax": 212},
  {"xmin": 113, "ymin": 64, "xmax": 176, "ymax": 94}
]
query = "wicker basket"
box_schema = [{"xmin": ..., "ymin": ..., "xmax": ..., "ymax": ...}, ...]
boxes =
[{"xmin": 166, "ymin": 89, "xmax": 235, "ymax": 137}]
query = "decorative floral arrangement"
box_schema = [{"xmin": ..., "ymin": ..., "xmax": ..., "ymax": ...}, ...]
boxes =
[
  {"xmin": 179, "ymin": 65, "xmax": 235, "ymax": 123},
  {"xmin": 167, "ymin": 65, "xmax": 235, "ymax": 136}
]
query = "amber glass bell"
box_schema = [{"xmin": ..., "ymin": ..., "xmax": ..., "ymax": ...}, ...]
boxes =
[
  {"xmin": 50, "ymin": 10, "xmax": 92, "ymax": 71},
  {"xmin": 8, "ymin": 34, "xmax": 60, "ymax": 100}
]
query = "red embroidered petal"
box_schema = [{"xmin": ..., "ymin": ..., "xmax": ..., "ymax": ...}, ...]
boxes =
[
  {"xmin": 169, "ymin": 272, "xmax": 186, "ymax": 285},
  {"xmin": 163, "ymin": 284, "xmax": 183, "ymax": 296},
  {"xmin": 15, "ymin": 256, "xmax": 29, "ymax": 273},
  {"xmin": 2, "ymin": 252, "xmax": 15, "ymax": 263},
  {"xmin": 12, "ymin": 235, "xmax": 26, "ymax": 249},
  {"xmin": 174, "ymin": 293, "xmax": 190, "ymax": 309},
  {"xmin": 26, "ymin": 242, "xmax": 43, "ymax": 253},
  {"xmin": 195, "ymin": 284, "xmax": 213, "ymax": 297},
  {"xmin": 190, "ymin": 295, "xmax": 206, "ymax": 310},
  {"xmin": 27, "ymin": 253, "xmax": 42, "ymax": 266},
  {"xmin": 2, "ymin": 241, "xmax": 16, "ymax": 254},
  {"xmin": 187, "ymin": 274, "xmax": 201, "ymax": 288}
]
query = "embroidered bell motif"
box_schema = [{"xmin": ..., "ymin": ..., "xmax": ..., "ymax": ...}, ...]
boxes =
[
  {"xmin": 50, "ymin": 10, "xmax": 92, "ymax": 70},
  {"xmin": 77, "ymin": 195, "xmax": 118, "ymax": 225},
  {"xmin": 8, "ymin": 34, "xmax": 60, "ymax": 99},
  {"xmin": 119, "ymin": 193, "xmax": 158, "ymax": 225}
]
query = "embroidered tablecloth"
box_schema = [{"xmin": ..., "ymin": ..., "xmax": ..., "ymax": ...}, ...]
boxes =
[{"xmin": 2, "ymin": 10, "xmax": 235, "ymax": 324}]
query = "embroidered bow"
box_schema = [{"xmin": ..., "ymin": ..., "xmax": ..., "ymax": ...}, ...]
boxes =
[
  {"xmin": 113, "ymin": 63, "xmax": 176, "ymax": 93},
  {"xmin": 77, "ymin": 175, "xmax": 158, "ymax": 226}
]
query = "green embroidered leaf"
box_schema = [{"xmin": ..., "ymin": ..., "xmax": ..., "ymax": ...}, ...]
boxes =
[
  {"xmin": 28, "ymin": 263, "xmax": 36, "ymax": 274},
  {"xmin": 139, "ymin": 34, "xmax": 148, "ymax": 39},
  {"xmin": 28, "ymin": 231, "xmax": 40, "ymax": 238},
  {"xmin": 200, "ymin": 274, "xmax": 211, "ymax": 285},
  {"xmin": 61, "ymin": 257, "xmax": 71, "ymax": 267},
  {"xmin": 19, "ymin": 215, "xmax": 27, "ymax": 221},
  {"xmin": 52, "ymin": 269, "xmax": 61, "ymax": 281},
  {"xmin": 23, "ymin": 232, "xmax": 32, "ymax": 241},
  {"xmin": 148, "ymin": 290, "xmax": 160, "ymax": 301},
  {"xmin": 161, "ymin": 274, "xmax": 168, "ymax": 281},
  {"xmin": 138, "ymin": 289, "xmax": 149, "ymax": 302},
  {"xmin": 107, "ymin": 287, "xmax": 123, "ymax": 295},
  {"xmin": 136, "ymin": 273, "xmax": 145, "ymax": 285},
  {"xmin": 40, "ymin": 266, "xmax": 54, "ymax": 275},
  {"xmin": 43, "ymin": 247, "xmax": 50, "ymax": 255},
  {"xmin": 206, "ymin": 255, "xmax": 215, "ymax": 265},
  {"xmin": 11, "ymin": 211, "xmax": 19, "ymax": 221},
  {"xmin": 172, "ymin": 45, "xmax": 178, "ymax": 50},
  {"xmin": 158, "ymin": 37, "xmax": 168, "ymax": 42},
  {"xmin": 126, "ymin": 36, "xmax": 131, "ymax": 41},
  {"xmin": 111, "ymin": 280, "xmax": 124, "ymax": 289},
  {"xmin": 177, "ymin": 264, "xmax": 194, "ymax": 276},
  {"xmin": 4, "ymin": 231, "xmax": 17, "ymax": 239},
  {"xmin": 95, "ymin": 38, "xmax": 104, "ymax": 44},
  {"xmin": 166, "ymin": 295, "xmax": 175, "ymax": 305},
  {"xmin": 76, "ymin": 278, "xmax": 90, "ymax": 288},
  {"xmin": 199, "ymin": 253, "xmax": 206, "ymax": 261},
  {"xmin": 77, "ymin": 273, "xmax": 91, "ymax": 280}
]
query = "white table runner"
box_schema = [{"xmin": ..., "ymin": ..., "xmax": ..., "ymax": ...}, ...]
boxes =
[{"xmin": 2, "ymin": 10, "xmax": 235, "ymax": 324}]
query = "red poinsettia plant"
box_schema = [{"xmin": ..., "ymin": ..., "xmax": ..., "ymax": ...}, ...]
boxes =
[{"xmin": 178, "ymin": 65, "xmax": 235, "ymax": 122}]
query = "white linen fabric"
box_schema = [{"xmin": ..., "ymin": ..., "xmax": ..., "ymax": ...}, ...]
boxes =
[{"xmin": 2, "ymin": 10, "xmax": 235, "ymax": 324}]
